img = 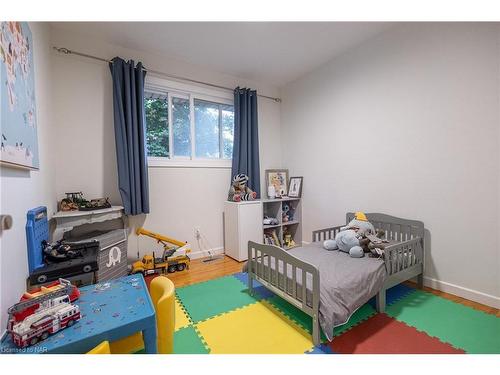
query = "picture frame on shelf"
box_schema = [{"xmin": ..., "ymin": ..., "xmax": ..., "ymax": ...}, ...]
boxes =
[
  {"xmin": 265, "ymin": 169, "xmax": 289, "ymax": 198},
  {"xmin": 288, "ymin": 176, "xmax": 303, "ymax": 198}
]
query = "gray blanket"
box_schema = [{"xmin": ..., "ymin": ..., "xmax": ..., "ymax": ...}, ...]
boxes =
[{"xmin": 245, "ymin": 242, "xmax": 387, "ymax": 341}]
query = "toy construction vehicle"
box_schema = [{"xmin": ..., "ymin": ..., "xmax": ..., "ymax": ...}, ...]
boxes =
[
  {"xmin": 59, "ymin": 192, "xmax": 112, "ymax": 212},
  {"xmin": 59, "ymin": 192, "xmax": 85, "ymax": 211},
  {"xmin": 130, "ymin": 228, "xmax": 191, "ymax": 276}
]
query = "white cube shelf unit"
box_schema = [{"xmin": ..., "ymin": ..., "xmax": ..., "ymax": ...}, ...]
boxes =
[{"xmin": 262, "ymin": 197, "xmax": 302, "ymax": 250}]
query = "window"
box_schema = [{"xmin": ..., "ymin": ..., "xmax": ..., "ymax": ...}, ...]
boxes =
[
  {"xmin": 144, "ymin": 81, "xmax": 234, "ymax": 167},
  {"xmin": 172, "ymin": 97, "xmax": 191, "ymax": 157},
  {"xmin": 194, "ymin": 99, "xmax": 234, "ymax": 159},
  {"xmin": 221, "ymin": 104, "xmax": 235, "ymax": 159},
  {"xmin": 145, "ymin": 93, "xmax": 169, "ymax": 157}
]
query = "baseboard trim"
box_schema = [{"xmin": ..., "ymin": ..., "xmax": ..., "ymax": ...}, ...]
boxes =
[
  {"xmin": 189, "ymin": 247, "xmax": 224, "ymax": 260},
  {"xmin": 423, "ymin": 276, "xmax": 500, "ymax": 309}
]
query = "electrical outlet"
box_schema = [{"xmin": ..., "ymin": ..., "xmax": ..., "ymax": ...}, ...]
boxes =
[{"xmin": 194, "ymin": 227, "xmax": 201, "ymax": 239}]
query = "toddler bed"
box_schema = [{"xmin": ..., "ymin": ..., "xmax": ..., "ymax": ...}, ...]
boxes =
[{"xmin": 246, "ymin": 212, "xmax": 425, "ymax": 346}]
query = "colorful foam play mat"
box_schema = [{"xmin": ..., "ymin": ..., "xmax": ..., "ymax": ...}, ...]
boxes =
[{"xmin": 169, "ymin": 273, "xmax": 499, "ymax": 354}]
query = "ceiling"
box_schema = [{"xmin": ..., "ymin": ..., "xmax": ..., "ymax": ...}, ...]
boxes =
[{"xmin": 51, "ymin": 22, "xmax": 393, "ymax": 87}]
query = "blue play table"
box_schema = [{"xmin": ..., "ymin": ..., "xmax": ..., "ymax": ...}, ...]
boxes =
[{"xmin": 0, "ymin": 274, "xmax": 157, "ymax": 354}]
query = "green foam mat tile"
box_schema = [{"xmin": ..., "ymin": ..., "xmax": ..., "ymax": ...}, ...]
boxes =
[
  {"xmin": 267, "ymin": 295, "xmax": 376, "ymax": 341},
  {"xmin": 173, "ymin": 326, "xmax": 209, "ymax": 354},
  {"xmin": 386, "ymin": 290, "xmax": 500, "ymax": 353},
  {"xmin": 176, "ymin": 275, "xmax": 259, "ymax": 322}
]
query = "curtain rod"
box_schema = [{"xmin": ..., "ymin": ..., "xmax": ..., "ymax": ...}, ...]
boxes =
[{"xmin": 52, "ymin": 46, "xmax": 282, "ymax": 103}]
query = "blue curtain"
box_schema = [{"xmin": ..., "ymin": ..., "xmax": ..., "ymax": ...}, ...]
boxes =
[
  {"xmin": 109, "ymin": 57, "xmax": 150, "ymax": 215},
  {"xmin": 231, "ymin": 87, "xmax": 260, "ymax": 197}
]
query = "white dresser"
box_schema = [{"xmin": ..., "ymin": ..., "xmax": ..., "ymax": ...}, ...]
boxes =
[{"xmin": 223, "ymin": 200, "xmax": 262, "ymax": 262}]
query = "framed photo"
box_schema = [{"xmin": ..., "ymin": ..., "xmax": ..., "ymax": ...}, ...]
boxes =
[
  {"xmin": 288, "ymin": 177, "xmax": 303, "ymax": 198},
  {"xmin": 265, "ymin": 169, "xmax": 289, "ymax": 198}
]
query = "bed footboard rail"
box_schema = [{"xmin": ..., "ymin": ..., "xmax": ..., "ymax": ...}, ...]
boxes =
[
  {"xmin": 247, "ymin": 241, "xmax": 321, "ymax": 345},
  {"xmin": 312, "ymin": 225, "xmax": 344, "ymax": 242}
]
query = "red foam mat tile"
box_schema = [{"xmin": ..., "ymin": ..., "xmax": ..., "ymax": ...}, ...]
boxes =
[{"xmin": 328, "ymin": 314, "xmax": 465, "ymax": 354}]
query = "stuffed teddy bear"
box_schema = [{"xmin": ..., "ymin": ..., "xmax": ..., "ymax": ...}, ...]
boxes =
[
  {"xmin": 228, "ymin": 174, "xmax": 257, "ymax": 202},
  {"xmin": 323, "ymin": 212, "xmax": 385, "ymax": 258}
]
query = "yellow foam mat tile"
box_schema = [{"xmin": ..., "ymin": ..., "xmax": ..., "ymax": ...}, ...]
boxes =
[
  {"xmin": 195, "ymin": 301, "xmax": 314, "ymax": 354},
  {"xmin": 175, "ymin": 298, "xmax": 191, "ymax": 332}
]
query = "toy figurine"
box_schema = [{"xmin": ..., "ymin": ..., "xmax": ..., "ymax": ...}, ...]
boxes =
[
  {"xmin": 283, "ymin": 226, "xmax": 296, "ymax": 248},
  {"xmin": 228, "ymin": 174, "xmax": 257, "ymax": 202},
  {"xmin": 284, "ymin": 234, "xmax": 296, "ymax": 248}
]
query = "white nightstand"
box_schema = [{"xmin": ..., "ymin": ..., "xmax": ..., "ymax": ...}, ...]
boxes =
[{"xmin": 223, "ymin": 200, "xmax": 262, "ymax": 262}]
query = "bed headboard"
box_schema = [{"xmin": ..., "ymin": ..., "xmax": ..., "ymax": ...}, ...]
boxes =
[{"xmin": 346, "ymin": 212, "xmax": 424, "ymax": 242}]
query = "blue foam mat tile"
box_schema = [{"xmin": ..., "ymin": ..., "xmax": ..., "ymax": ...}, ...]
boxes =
[
  {"xmin": 253, "ymin": 285, "xmax": 276, "ymax": 299},
  {"xmin": 233, "ymin": 272, "xmax": 261, "ymax": 287},
  {"xmin": 232, "ymin": 272, "xmax": 275, "ymax": 299},
  {"xmin": 307, "ymin": 344, "xmax": 335, "ymax": 354},
  {"xmin": 368, "ymin": 283, "xmax": 416, "ymax": 309}
]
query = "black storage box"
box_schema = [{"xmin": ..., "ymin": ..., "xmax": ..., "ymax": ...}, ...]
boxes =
[{"xmin": 29, "ymin": 240, "xmax": 99, "ymax": 284}]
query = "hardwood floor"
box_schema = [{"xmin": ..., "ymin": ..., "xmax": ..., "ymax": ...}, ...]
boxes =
[
  {"xmin": 147, "ymin": 255, "xmax": 243, "ymax": 288},
  {"xmin": 148, "ymin": 255, "xmax": 499, "ymax": 316}
]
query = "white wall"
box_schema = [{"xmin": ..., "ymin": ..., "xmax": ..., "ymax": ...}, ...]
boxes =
[
  {"xmin": 50, "ymin": 26, "xmax": 282, "ymax": 259},
  {"xmin": 0, "ymin": 23, "xmax": 56, "ymax": 331},
  {"xmin": 281, "ymin": 23, "xmax": 500, "ymax": 307}
]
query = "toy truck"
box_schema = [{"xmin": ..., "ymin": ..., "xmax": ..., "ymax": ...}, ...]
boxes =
[
  {"xmin": 21, "ymin": 278, "xmax": 80, "ymax": 303},
  {"xmin": 130, "ymin": 228, "xmax": 191, "ymax": 275},
  {"xmin": 7, "ymin": 284, "xmax": 81, "ymax": 348},
  {"xmin": 15, "ymin": 279, "xmax": 80, "ymax": 323}
]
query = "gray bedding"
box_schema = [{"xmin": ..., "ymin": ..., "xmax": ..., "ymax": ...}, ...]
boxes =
[{"xmin": 245, "ymin": 242, "xmax": 388, "ymax": 341}]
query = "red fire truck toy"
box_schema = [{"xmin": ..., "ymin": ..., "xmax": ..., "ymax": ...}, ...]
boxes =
[
  {"xmin": 21, "ymin": 278, "xmax": 80, "ymax": 302},
  {"xmin": 12, "ymin": 278, "xmax": 80, "ymax": 323},
  {"xmin": 7, "ymin": 281, "xmax": 81, "ymax": 348}
]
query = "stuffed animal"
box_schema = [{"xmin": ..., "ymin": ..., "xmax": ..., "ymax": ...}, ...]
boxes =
[
  {"xmin": 359, "ymin": 232, "xmax": 388, "ymax": 256},
  {"xmin": 323, "ymin": 212, "xmax": 385, "ymax": 258},
  {"xmin": 282, "ymin": 203, "xmax": 290, "ymax": 222},
  {"xmin": 228, "ymin": 174, "xmax": 257, "ymax": 202},
  {"xmin": 282, "ymin": 203, "xmax": 295, "ymax": 223}
]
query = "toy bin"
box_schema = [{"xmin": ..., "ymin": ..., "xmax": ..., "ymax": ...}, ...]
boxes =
[{"xmin": 66, "ymin": 229, "xmax": 128, "ymax": 282}]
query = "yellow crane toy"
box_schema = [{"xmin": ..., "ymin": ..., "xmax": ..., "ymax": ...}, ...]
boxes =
[{"xmin": 130, "ymin": 228, "xmax": 191, "ymax": 276}]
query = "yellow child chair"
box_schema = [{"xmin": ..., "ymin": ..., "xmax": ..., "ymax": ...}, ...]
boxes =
[
  {"xmin": 87, "ymin": 341, "xmax": 111, "ymax": 354},
  {"xmin": 110, "ymin": 276, "xmax": 175, "ymax": 354}
]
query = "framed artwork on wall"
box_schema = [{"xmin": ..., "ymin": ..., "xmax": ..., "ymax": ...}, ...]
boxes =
[
  {"xmin": 288, "ymin": 177, "xmax": 303, "ymax": 198},
  {"xmin": 265, "ymin": 169, "xmax": 289, "ymax": 198},
  {"xmin": 0, "ymin": 22, "xmax": 39, "ymax": 170}
]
